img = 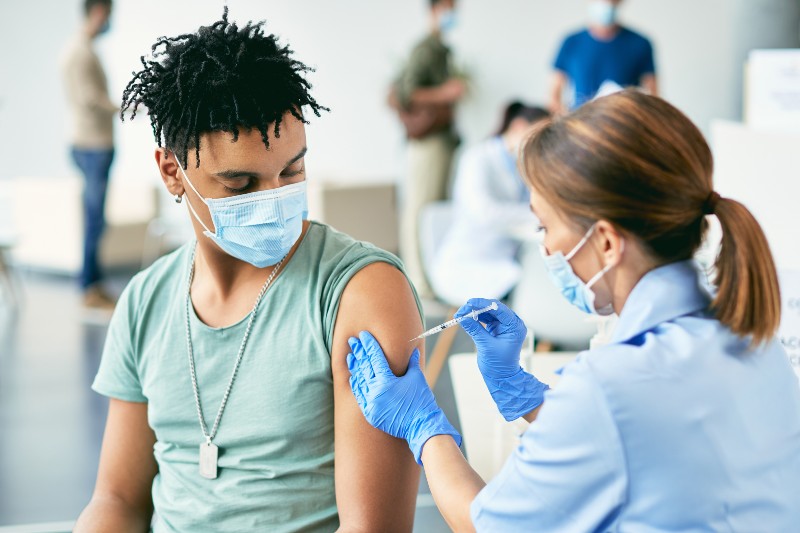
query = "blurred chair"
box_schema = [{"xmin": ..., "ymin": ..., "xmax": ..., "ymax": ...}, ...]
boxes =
[
  {"xmin": 510, "ymin": 241, "xmax": 596, "ymax": 351},
  {"xmin": 419, "ymin": 201, "xmax": 454, "ymax": 290},
  {"xmin": 418, "ymin": 201, "xmax": 458, "ymax": 387}
]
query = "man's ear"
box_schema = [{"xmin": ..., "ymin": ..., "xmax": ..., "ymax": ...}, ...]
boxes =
[
  {"xmin": 595, "ymin": 220, "xmax": 624, "ymax": 267},
  {"xmin": 155, "ymin": 148, "xmax": 184, "ymax": 197}
]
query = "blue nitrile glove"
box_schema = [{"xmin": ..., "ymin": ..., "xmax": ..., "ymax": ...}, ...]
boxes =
[
  {"xmin": 347, "ymin": 331, "xmax": 461, "ymax": 465},
  {"xmin": 455, "ymin": 298, "xmax": 549, "ymax": 421}
]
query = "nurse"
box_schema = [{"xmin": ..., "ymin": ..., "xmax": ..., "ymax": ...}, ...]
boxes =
[
  {"xmin": 347, "ymin": 90, "xmax": 800, "ymax": 531},
  {"xmin": 430, "ymin": 101, "xmax": 549, "ymax": 305}
]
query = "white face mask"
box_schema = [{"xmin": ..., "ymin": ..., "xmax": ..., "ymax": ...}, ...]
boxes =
[
  {"xmin": 176, "ymin": 157, "xmax": 307, "ymax": 268},
  {"xmin": 588, "ymin": 0, "xmax": 618, "ymax": 27},
  {"xmin": 539, "ymin": 224, "xmax": 622, "ymax": 315}
]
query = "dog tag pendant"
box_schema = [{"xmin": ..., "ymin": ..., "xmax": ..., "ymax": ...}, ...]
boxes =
[{"xmin": 199, "ymin": 440, "xmax": 218, "ymax": 479}]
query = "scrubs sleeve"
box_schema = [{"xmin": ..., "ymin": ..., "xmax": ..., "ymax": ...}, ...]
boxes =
[{"xmin": 470, "ymin": 358, "xmax": 627, "ymax": 532}]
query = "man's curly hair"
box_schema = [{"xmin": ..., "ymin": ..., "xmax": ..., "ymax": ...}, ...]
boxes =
[{"xmin": 121, "ymin": 7, "xmax": 327, "ymax": 168}]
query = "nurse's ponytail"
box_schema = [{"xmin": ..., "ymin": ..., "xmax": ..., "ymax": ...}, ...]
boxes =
[
  {"xmin": 711, "ymin": 195, "xmax": 781, "ymax": 345},
  {"xmin": 521, "ymin": 89, "xmax": 781, "ymax": 345}
]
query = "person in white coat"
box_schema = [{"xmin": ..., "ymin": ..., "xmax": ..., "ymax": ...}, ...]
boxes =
[{"xmin": 430, "ymin": 102, "xmax": 549, "ymax": 305}]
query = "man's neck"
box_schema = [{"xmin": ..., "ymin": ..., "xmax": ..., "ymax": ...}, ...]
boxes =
[
  {"xmin": 588, "ymin": 24, "xmax": 621, "ymax": 41},
  {"xmin": 191, "ymin": 220, "xmax": 309, "ymax": 300},
  {"xmin": 83, "ymin": 24, "xmax": 98, "ymax": 40}
]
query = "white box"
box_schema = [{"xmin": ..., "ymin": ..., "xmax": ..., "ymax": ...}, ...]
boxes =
[{"xmin": 746, "ymin": 49, "xmax": 800, "ymax": 133}]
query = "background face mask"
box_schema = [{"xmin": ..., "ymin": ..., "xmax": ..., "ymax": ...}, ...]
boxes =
[
  {"xmin": 176, "ymin": 158, "xmax": 308, "ymax": 268},
  {"xmin": 438, "ymin": 9, "xmax": 457, "ymax": 33},
  {"xmin": 588, "ymin": 1, "xmax": 617, "ymax": 27},
  {"xmin": 539, "ymin": 224, "xmax": 617, "ymax": 315}
]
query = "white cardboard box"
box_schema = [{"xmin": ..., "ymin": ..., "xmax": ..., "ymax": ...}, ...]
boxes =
[{"xmin": 746, "ymin": 49, "xmax": 800, "ymax": 133}]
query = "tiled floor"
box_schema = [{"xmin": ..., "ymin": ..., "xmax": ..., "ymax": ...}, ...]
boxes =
[{"xmin": 0, "ymin": 268, "xmax": 475, "ymax": 531}]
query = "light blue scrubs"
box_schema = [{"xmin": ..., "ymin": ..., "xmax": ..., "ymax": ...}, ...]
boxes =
[{"xmin": 471, "ymin": 260, "xmax": 800, "ymax": 531}]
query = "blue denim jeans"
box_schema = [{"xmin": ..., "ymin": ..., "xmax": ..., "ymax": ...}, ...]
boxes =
[{"xmin": 71, "ymin": 147, "xmax": 114, "ymax": 290}]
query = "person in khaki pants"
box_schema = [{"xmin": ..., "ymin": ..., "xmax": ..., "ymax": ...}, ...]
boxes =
[
  {"xmin": 61, "ymin": 0, "xmax": 118, "ymax": 317},
  {"xmin": 391, "ymin": 0, "xmax": 465, "ymax": 299}
]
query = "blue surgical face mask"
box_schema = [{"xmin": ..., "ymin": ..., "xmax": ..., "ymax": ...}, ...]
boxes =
[
  {"xmin": 539, "ymin": 224, "xmax": 621, "ymax": 315},
  {"xmin": 176, "ymin": 157, "xmax": 307, "ymax": 268},
  {"xmin": 97, "ymin": 19, "xmax": 111, "ymax": 35},
  {"xmin": 588, "ymin": 1, "xmax": 617, "ymax": 27},
  {"xmin": 438, "ymin": 8, "xmax": 457, "ymax": 33}
]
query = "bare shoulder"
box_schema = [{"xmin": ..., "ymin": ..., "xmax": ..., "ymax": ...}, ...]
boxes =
[{"xmin": 334, "ymin": 261, "xmax": 424, "ymax": 375}]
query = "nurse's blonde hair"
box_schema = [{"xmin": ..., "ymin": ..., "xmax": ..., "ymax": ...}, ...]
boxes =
[{"xmin": 521, "ymin": 90, "xmax": 781, "ymax": 345}]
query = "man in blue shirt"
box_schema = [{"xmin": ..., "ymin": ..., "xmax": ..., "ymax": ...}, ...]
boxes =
[{"xmin": 550, "ymin": 0, "xmax": 657, "ymax": 112}]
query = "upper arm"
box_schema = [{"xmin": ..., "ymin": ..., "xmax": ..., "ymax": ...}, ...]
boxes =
[
  {"xmin": 471, "ymin": 362, "xmax": 627, "ymax": 531},
  {"xmin": 551, "ymin": 71, "xmax": 567, "ymax": 93},
  {"xmin": 549, "ymin": 71, "xmax": 568, "ymax": 114},
  {"xmin": 639, "ymin": 38, "xmax": 656, "ymax": 90},
  {"xmin": 74, "ymin": 399, "xmax": 157, "ymax": 531},
  {"xmin": 331, "ymin": 261, "xmax": 424, "ymax": 531},
  {"xmin": 95, "ymin": 399, "xmax": 157, "ymax": 510},
  {"xmin": 69, "ymin": 53, "xmax": 101, "ymax": 101},
  {"xmin": 68, "ymin": 52, "xmax": 116, "ymax": 111},
  {"xmin": 396, "ymin": 48, "xmax": 429, "ymax": 108}
]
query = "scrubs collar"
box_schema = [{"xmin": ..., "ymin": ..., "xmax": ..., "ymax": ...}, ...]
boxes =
[{"xmin": 610, "ymin": 260, "xmax": 712, "ymax": 344}]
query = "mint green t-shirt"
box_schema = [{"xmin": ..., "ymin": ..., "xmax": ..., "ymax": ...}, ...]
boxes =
[{"xmin": 92, "ymin": 222, "xmax": 422, "ymax": 532}]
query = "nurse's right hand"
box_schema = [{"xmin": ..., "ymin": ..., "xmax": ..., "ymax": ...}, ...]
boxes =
[{"xmin": 456, "ymin": 298, "xmax": 549, "ymax": 421}]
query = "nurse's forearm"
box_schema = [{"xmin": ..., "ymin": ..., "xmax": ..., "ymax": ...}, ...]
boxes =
[
  {"xmin": 73, "ymin": 495, "xmax": 152, "ymax": 533},
  {"xmin": 641, "ymin": 74, "xmax": 658, "ymax": 96},
  {"xmin": 420, "ymin": 435, "xmax": 485, "ymax": 533},
  {"xmin": 522, "ymin": 403, "xmax": 544, "ymax": 424}
]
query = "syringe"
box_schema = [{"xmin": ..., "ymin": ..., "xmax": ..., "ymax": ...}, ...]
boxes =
[{"xmin": 410, "ymin": 302, "xmax": 498, "ymax": 342}]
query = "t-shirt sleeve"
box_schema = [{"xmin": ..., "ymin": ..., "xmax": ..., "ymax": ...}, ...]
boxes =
[
  {"xmin": 321, "ymin": 244, "xmax": 423, "ymax": 354},
  {"xmin": 639, "ymin": 37, "xmax": 656, "ymax": 77},
  {"xmin": 553, "ymin": 36, "xmax": 572, "ymax": 73},
  {"xmin": 91, "ymin": 279, "xmax": 147, "ymax": 403},
  {"xmin": 470, "ymin": 358, "xmax": 627, "ymax": 531}
]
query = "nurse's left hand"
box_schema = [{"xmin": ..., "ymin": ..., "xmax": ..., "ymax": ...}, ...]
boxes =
[
  {"xmin": 457, "ymin": 298, "xmax": 549, "ymax": 421},
  {"xmin": 347, "ymin": 331, "xmax": 461, "ymax": 465}
]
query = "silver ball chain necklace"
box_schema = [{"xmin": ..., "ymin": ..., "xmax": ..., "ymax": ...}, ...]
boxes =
[{"xmin": 184, "ymin": 243, "xmax": 286, "ymax": 479}]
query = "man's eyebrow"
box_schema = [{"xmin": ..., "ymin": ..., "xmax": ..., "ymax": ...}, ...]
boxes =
[
  {"xmin": 284, "ymin": 147, "xmax": 307, "ymax": 167},
  {"xmin": 214, "ymin": 146, "xmax": 308, "ymax": 181},
  {"xmin": 213, "ymin": 169, "xmax": 260, "ymax": 180},
  {"xmin": 212, "ymin": 147, "xmax": 307, "ymax": 180}
]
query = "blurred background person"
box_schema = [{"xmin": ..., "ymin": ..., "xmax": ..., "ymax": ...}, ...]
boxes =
[
  {"xmin": 390, "ymin": 0, "xmax": 465, "ymax": 299},
  {"xmin": 550, "ymin": 0, "xmax": 657, "ymax": 114},
  {"xmin": 429, "ymin": 101, "xmax": 548, "ymax": 306},
  {"xmin": 60, "ymin": 0, "xmax": 118, "ymax": 317}
]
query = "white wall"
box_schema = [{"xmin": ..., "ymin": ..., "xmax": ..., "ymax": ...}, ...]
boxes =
[{"xmin": 0, "ymin": 0, "xmax": 797, "ymax": 194}]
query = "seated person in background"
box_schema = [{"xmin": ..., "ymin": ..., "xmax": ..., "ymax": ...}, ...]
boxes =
[
  {"xmin": 74, "ymin": 10, "xmax": 423, "ymax": 532},
  {"xmin": 429, "ymin": 102, "xmax": 548, "ymax": 305},
  {"xmin": 550, "ymin": 0, "xmax": 657, "ymax": 114}
]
